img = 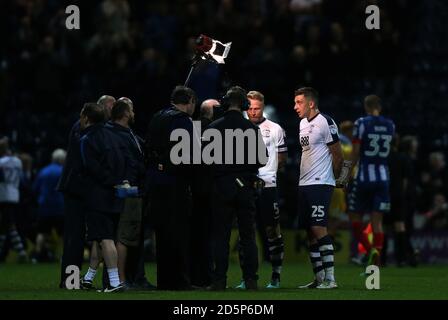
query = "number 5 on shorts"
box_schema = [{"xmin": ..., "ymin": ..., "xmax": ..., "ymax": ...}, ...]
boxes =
[{"xmin": 311, "ymin": 205, "xmax": 325, "ymax": 218}]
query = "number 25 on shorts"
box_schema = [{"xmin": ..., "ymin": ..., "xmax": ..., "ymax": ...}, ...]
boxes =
[{"xmin": 311, "ymin": 205, "xmax": 325, "ymax": 218}]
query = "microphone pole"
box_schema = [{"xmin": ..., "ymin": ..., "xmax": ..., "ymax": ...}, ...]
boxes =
[{"xmin": 184, "ymin": 54, "xmax": 202, "ymax": 87}]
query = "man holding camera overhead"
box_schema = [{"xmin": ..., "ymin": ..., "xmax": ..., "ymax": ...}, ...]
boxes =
[{"xmin": 205, "ymin": 86, "xmax": 267, "ymax": 291}]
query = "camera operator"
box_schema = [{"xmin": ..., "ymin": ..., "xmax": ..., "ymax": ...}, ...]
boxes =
[{"xmin": 206, "ymin": 86, "xmax": 267, "ymax": 290}]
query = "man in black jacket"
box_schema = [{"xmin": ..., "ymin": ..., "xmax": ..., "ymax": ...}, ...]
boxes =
[
  {"xmin": 58, "ymin": 95, "xmax": 115, "ymax": 288},
  {"xmin": 145, "ymin": 85, "xmax": 196, "ymax": 290},
  {"xmin": 79, "ymin": 103, "xmax": 127, "ymax": 292},
  {"xmin": 190, "ymin": 99, "xmax": 219, "ymax": 288},
  {"xmin": 206, "ymin": 86, "xmax": 268, "ymax": 290}
]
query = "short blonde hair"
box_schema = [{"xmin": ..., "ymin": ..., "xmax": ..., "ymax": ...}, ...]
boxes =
[{"xmin": 247, "ymin": 90, "xmax": 265, "ymax": 104}]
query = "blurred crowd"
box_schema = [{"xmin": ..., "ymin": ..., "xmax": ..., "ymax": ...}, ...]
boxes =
[{"xmin": 1, "ymin": 0, "xmax": 448, "ymax": 262}]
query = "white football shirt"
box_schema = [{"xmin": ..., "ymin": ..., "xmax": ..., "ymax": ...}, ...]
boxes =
[
  {"xmin": 256, "ymin": 118, "xmax": 288, "ymax": 187},
  {"xmin": 299, "ymin": 113, "xmax": 339, "ymax": 186},
  {"xmin": 0, "ymin": 155, "xmax": 23, "ymax": 203}
]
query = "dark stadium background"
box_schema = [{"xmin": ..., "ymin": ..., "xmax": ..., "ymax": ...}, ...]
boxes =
[{"xmin": 0, "ymin": 0, "xmax": 448, "ymax": 262}]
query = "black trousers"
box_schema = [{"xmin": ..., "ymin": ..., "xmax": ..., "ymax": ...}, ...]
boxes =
[
  {"xmin": 211, "ymin": 176, "xmax": 258, "ymax": 283},
  {"xmin": 150, "ymin": 181, "xmax": 191, "ymax": 290},
  {"xmin": 126, "ymin": 220, "xmax": 148, "ymax": 283},
  {"xmin": 190, "ymin": 187, "xmax": 213, "ymax": 287},
  {"xmin": 60, "ymin": 194, "xmax": 85, "ymax": 287}
]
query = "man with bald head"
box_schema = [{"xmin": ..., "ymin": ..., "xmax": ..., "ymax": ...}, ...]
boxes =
[
  {"xmin": 97, "ymin": 95, "xmax": 116, "ymax": 119},
  {"xmin": 199, "ymin": 99, "xmax": 219, "ymax": 125},
  {"xmin": 117, "ymin": 96, "xmax": 132, "ymax": 105},
  {"xmin": 103, "ymin": 96, "xmax": 155, "ymax": 290},
  {"xmin": 188, "ymin": 98, "xmax": 220, "ymax": 288}
]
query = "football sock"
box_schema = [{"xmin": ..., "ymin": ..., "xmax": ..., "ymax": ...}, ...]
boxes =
[
  {"xmin": 107, "ymin": 268, "xmax": 120, "ymax": 287},
  {"xmin": 268, "ymin": 235, "xmax": 284, "ymax": 280},
  {"xmin": 404, "ymin": 231, "xmax": 415, "ymax": 258},
  {"xmin": 0, "ymin": 234, "xmax": 6, "ymax": 254},
  {"xmin": 318, "ymin": 235, "xmax": 335, "ymax": 282},
  {"xmin": 9, "ymin": 230, "xmax": 26, "ymax": 255},
  {"xmin": 373, "ymin": 232, "xmax": 384, "ymax": 254},
  {"xmin": 84, "ymin": 267, "xmax": 97, "ymax": 282},
  {"xmin": 352, "ymin": 221, "xmax": 371, "ymax": 252},
  {"xmin": 394, "ymin": 231, "xmax": 406, "ymax": 263},
  {"xmin": 309, "ymin": 243, "xmax": 325, "ymax": 282}
]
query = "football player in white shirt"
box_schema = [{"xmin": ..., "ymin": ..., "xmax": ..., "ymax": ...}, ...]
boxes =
[
  {"xmin": 0, "ymin": 137, "xmax": 27, "ymax": 262},
  {"xmin": 236, "ymin": 91, "xmax": 288, "ymax": 289},
  {"xmin": 294, "ymin": 87, "xmax": 343, "ymax": 289}
]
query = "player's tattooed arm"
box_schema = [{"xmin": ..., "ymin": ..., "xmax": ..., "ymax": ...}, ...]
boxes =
[
  {"xmin": 277, "ymin": 152, "xmax": 287, "ymax": 172},
  {"xmin": 328, "ymin": 141, "xmax": 343, "ymax": 179},
  {"xmin": 336, "ymin": 160, "xmax": 353, "ymax": 188},
  {"xmin": 349, "ymin": 142, "xmax": 361, "ymax": 178}
]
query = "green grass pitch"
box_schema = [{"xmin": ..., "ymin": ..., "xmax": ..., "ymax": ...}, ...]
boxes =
[{"xmin": 1, "ymin": 262, "xmax": 447, "ymax": 300}]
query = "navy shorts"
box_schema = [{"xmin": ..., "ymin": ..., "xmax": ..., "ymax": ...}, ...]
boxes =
[
  {"xmin": 86, "ymin": 210, "xmax": 120, "ymax": 242},
  {"xmin": 0, "ymin": 203, "xmax": 18, "ymax": 227},
  {"xmin": 37, "ymin": 216, "xmax": 64, "ymax": 235},
  {"xmin": 256, "ymin": 187, "xmax": 280, "ymax": 228},
  {"xmin": 297, "ymin": 185, "xmax": 334, "ymax": 229},
  {"xmin": 348, "ymin": 180, "xmax": 391, "ymax": 214}
]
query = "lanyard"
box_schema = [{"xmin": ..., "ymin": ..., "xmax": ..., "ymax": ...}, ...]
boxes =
[{"xmin": 129, "ymin": 129, "xmax": 142, "ymax": 154}]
